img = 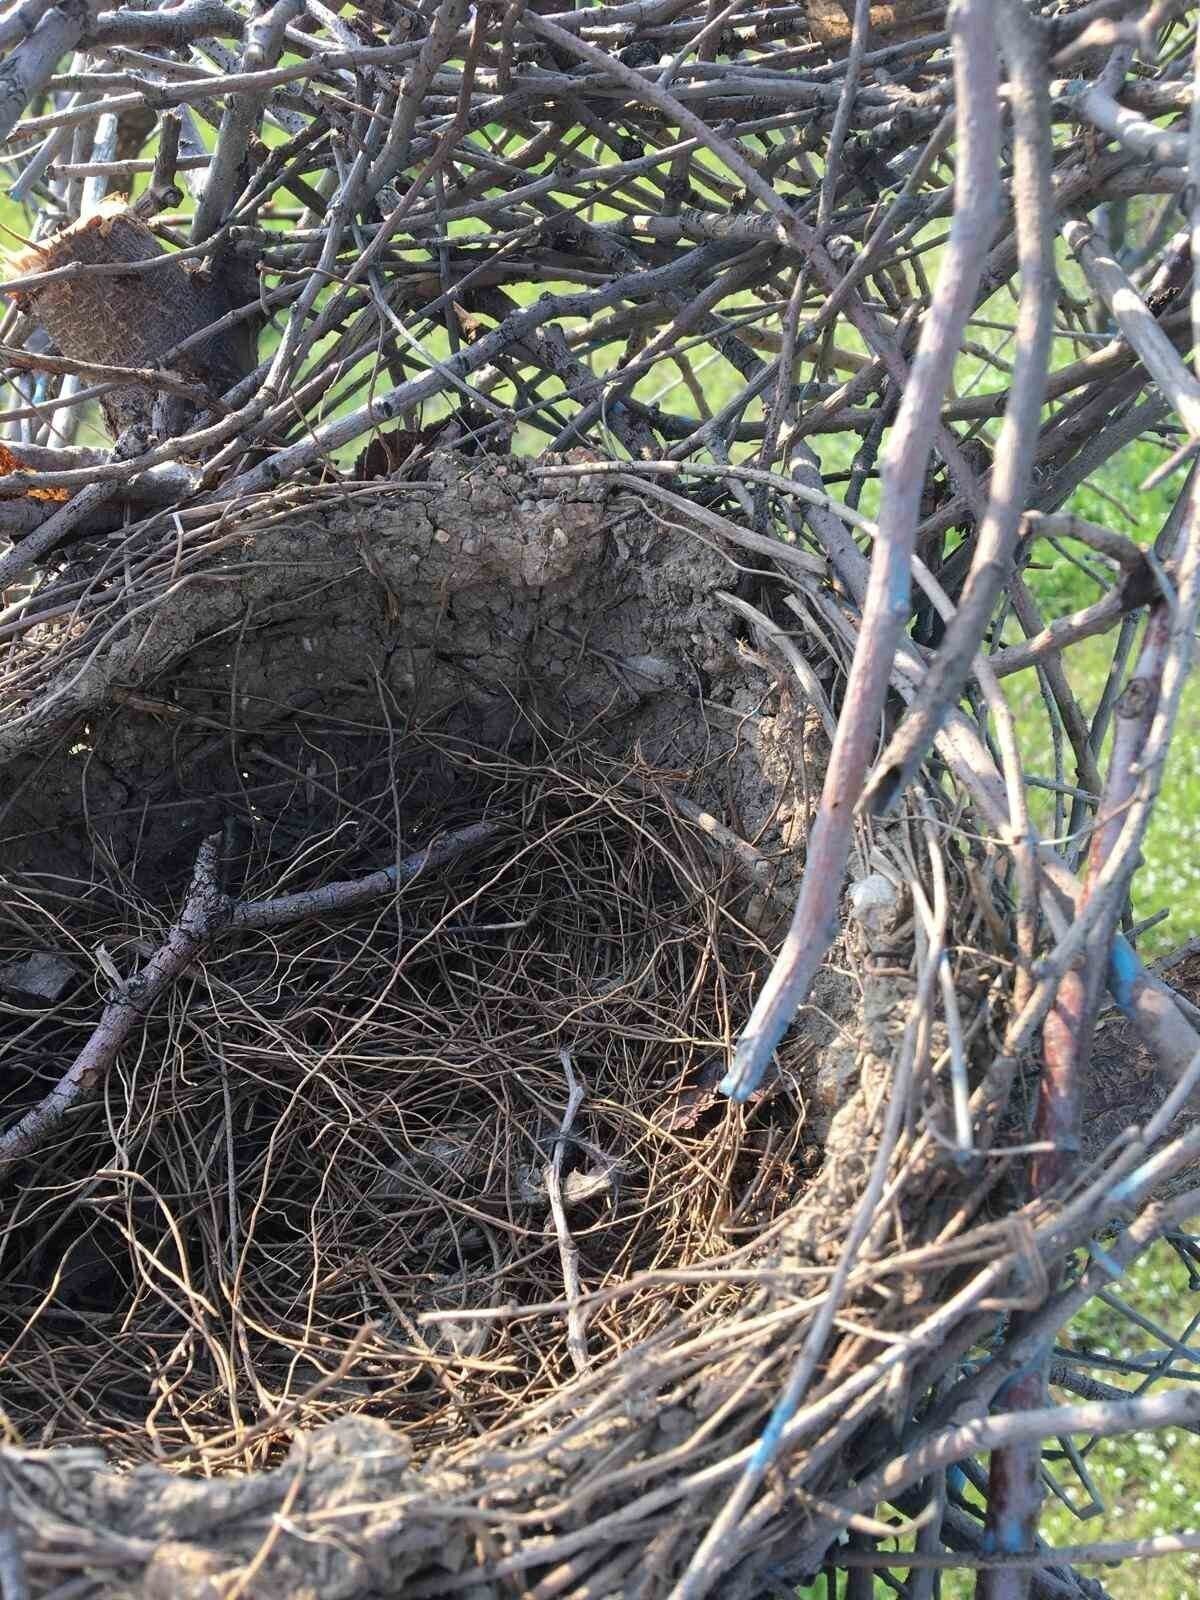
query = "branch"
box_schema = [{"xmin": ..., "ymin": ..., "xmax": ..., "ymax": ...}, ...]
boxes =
[
  {"xmin": 0, "ymin": 822, "xmax": 503, "ymax": 1173},
  {"xmin": 836, "ymin": 1385, "xmax": 1200, "ymax": 1526},
  {"xmin": 0, "ymin": 0, "xmax": 89, "ymax": 144},
  {"xmin": 862, "ymin": 0, "xmax": 1055, "ymax": 819},
  {"xmin": 832, "ymin": 1530, "xmax": 1200, "ymax": 1574},
  {"xmin": 189, "ymin": 0, "xmax": 306, "ymax": 245},
  {"xmin": 0, "ymin": 833, "xmax": 227, "ymax": 1171},
  {"xmin": 1064, "ymin": 217, "xmax": 1200, "ymax": 436},
  {"xmin": 1065, "ymin": 78, "xmax": 1188, "ymax": 168},
  {"xmin": 722, "ymin": 0, "xmax": 1002, "ymax": 1102},
  {"xmin": 545, "ymin": 1050, "xmax": 590, "ymax": 1375}
]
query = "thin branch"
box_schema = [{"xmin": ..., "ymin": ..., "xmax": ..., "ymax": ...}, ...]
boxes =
[
  {"xmin": 863, "ymin": 0, "xmax": 1055, "ymax": 820},
  {"xmin": 1064, "ymin": 217, "xmax": 1200, "ymax": 436},
  {"xmin": 0, "ymin": 822, "xmax": 503, "ymax": 1172},
  {"xmin": 722, "ymin": 0, "xmax": 1002, "ymax": 1102},
  {"xmin": 545, "ymin": 1050, "xmax": 590, "ymax": 1375}
]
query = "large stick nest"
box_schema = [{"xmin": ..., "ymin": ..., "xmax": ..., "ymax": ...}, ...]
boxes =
[{"xmin": 2, "ymin": 2, "xmax": 1200, "ymax": 1597}]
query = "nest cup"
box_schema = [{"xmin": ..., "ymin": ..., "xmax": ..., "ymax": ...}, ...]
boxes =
[
  {"xmin": 0, "ymin": 452, "xmax": 867, "ymax": 1596},
  {"xmin": 0, "ymin": 730, "xmax": 820, "ymax": 1458}
]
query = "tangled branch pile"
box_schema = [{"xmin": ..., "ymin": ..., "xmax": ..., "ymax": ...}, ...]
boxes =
[{"xmin": 3, "ymin": 0, "xmax": 1200, "ymax": 1597}]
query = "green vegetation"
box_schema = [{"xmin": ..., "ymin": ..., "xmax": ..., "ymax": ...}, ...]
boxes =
[{"xmin": 1015, "ymin": 433, "xmax": 1200, "ymax": 959}]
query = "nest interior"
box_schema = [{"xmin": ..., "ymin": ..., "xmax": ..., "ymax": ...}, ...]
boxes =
[{"xmin": 0, "ymin": 456, "xmax": 849, "ymax": 1477}]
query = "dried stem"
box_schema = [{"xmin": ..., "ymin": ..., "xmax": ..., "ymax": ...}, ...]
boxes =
[
  {"xmin": 546, "ymin": 1050, "xmax": 590, "ymax": 1375},
  {"xmin": 0, "ymin": 821, "xmax": 502, "ymax": 1171}
]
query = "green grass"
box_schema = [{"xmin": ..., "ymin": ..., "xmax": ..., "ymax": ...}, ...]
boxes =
[{"xmin": 1014, "ymin": 433, "xmax": 1200, "ymax": 958}]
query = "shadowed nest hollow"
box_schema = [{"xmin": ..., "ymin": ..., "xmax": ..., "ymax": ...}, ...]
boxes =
[{"xmin": 0, "ymin": 733, "xmax": 825, "ymax": 1458}]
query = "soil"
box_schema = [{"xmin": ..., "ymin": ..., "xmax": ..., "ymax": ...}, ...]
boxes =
[{"xmin": 0, "ymin": 450, "xmax": 824, "ymax": 902}]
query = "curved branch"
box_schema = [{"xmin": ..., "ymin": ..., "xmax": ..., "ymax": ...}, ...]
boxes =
[{"xmin": 722, "ymin": 0, "xmax": 1003, "ymax": 1102}]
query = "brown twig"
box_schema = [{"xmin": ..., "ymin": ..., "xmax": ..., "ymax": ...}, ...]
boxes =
[
  {"xmin": 722, "ymin": 0, "xmax": 1002, "ymax": 1102},
  {"xmin": 0, "ymin": 821, "xmax": 503, "ymax": 1173},
  {"xmin": 862, "ymin": 0, "xmax": 1055, "ymax": 820},
  {"xmin": 545, "ymin": 1049, "xmax": 590, "ymax": 1375}
]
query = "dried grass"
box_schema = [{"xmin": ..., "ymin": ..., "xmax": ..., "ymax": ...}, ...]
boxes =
[{"xmin": 0, "ymin": 731, "xmax": 822, "ymax": 1474}]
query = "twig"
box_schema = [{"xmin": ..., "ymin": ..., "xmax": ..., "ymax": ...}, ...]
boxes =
[
  {"xmin": 1066, "ymin": 79, "xmax": 1188, "ymax": 167},
  {"xmin": 827, "ymin": 1385, "xmax": 1200, "ymax": 1528},
  {"xmin": 0, "ymin": 821, "xmax": 503, "ymax": 1172},
  {"xmin": 674, "ymin": 874, "xmax": 939, "ymax": 1599},
  {"xmin": 546, "ymin": 1049, "xmax": 590, "ymax": 1375},
  {"xmin": 716, "ymin": 589, "xmax": 838, "ymax": 743},
  {"xmin": 722, "ymin": 0, "xmax": 1002, "ymax": 1101},
  {"xmin": 0, "ymin": 1470, "xmax": 29, "ymax": 1600},
  {"xmin": 1064, "ymin": 217, "xmax": 1200, "ymax": 436},
  {"xmin": 190, "ymin": 0, "xmax": 306, "ymax": 244},
  {"xmin": 862, "ymin": 0, "xmax": 1055, "ymax": 819},
  {"xmin": 0, "ymin": 0, "xmax": 87, "ymax": 144},
  {"xmin": 831, "ymin": 1530, "xmax": 1200, "ymax": 1572},
  {"xmin": 0, "ymin": 425, "xmax": 147, "ymax": 592}
]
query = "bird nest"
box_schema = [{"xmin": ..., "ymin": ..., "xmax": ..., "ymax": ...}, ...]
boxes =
[
  {"xmin": 0, "ymin": 457, "xmax": 1191, "ymax": 1600},
  {"xmin": 3, "ymin": 1, "xmax": 1200, "ymax": 1595},
  {"xmin": 0, "ymin": 458, "xmax": 1025, "ymax": 1597}
]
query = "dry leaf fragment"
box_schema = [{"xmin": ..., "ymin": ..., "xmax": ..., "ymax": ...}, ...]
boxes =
[{"xmin": 0, "ymin": 443, "xmax": 70, "ymax": 503}]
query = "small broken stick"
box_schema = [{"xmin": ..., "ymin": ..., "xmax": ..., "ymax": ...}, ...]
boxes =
[
  {"xmin": 0, "ymin": 821, "xmax": 504, "ymax": 1173},
  {"xmin": 545, "ymin": 1048, "xmax": 590, "ymax": 1374}
]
